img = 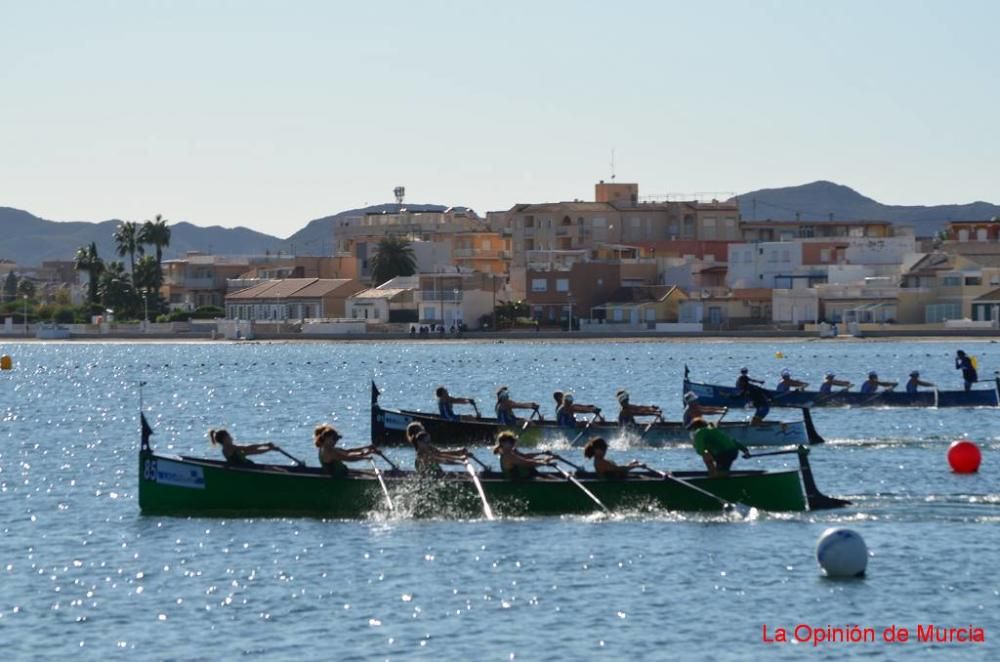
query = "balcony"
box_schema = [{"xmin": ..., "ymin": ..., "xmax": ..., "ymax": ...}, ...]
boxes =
[{"xmin": 419, "ymin": 290, "xmax": 464, "ymax": 302}]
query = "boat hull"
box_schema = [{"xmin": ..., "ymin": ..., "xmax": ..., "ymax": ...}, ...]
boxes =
[
  {"xmin": 371, "ymin": 404, "xmax": 815, "ymax": 447},
  {"xmin": 683, "ymin": 377, "xmax": 1000, "ymax": 409},
  {"xmin": 138, "ymin": 448, "xmax": 846, "ymax": 517}
]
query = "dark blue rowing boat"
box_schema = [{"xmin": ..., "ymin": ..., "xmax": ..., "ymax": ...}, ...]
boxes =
[{"xmin": 683, "ymin": 368, "xmax": 1000, "ymax": 409}]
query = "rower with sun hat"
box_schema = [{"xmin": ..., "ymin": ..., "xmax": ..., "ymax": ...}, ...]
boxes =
[{"xmin": 775, "ymin": 368, "xmax": 809, "ymax": 394}]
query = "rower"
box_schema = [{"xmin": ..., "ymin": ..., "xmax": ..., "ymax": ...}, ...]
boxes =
[
  {"xmin": 209, "ymin": 429, "xmax": 275, "ymax": 465},
  {"xmin": 905, "ymin": 370, "xmax": 935, "ymax": 394},
  {"xmin": 955, "ymin": 350, "xmax": 978, "ymax": 392},
  {"xmin": 736, "ymin": 376, "xmax": 771, "ymax": 425},
  {"xmin": 735, "ymin": 367, "xmax": 764, "ymax": 390},
  {"xmin": 314, "ymin": 424, "xmax": 378, "ymax": 477},
  {"xmin": 819, "ymin": 372, "xmax": 852, "ymax": 393},
  {"xmin": 493, "ymin": 430, "xmax": 554, "ymax": 480},
  {"xmin": 556, "ymin": 392, "xmax": 601, "ymax": 429},
  {"xmin": 775, "ymin": 369, "xmax": 808, "ymax": 393},
  {"xmin": 410, "ymin": 428, "xmax": 469, "ymax": 476},
  {"xmin": 687, "ymin": 418, "xmax": 751, "ymax": 477},
  {"xmin": 494, "ymin": 386, "xmax": 540, "ymax": 426},
  {"xmin": 615, "ymin": 390, "xmax": 661, "ymax": 426},
  {"xmin": 860, "ymin": 371, "xmax": 897, "ymax": 394},
  {"xmin": 682, "ymin": 391, "xmax": 725, "ymax": 429},
  {"xmin": 436, "ymin": 386, "xmax": 475, "ymax": 421},
  {"xmin": 583, "ymin": 437, "xmax": 641, "ymax": 479}
]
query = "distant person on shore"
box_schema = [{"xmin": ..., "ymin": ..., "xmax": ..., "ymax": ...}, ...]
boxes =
[
  {"xmin": 436, "ymin": 386, "xmax": 476, "ymax": 421},
  {"xmin": 493, "ymin": 430, "xmax": 554, "ymax": 480},
  {"xmin": 819, "ymin": 372, "xmax": 852, "ymax": 393},
  {"xmin": 775, "ymin": 369, "xmax": 808, "ymax": 394},
  {"xmin": 314, "ymin": 424, "xmax": 378, "ymax": 477},
  {"xmin": 955, "ymin": 350, "xmax": 978, "ymax": 391},
  {"xmin": 615, "ymin": 390, "xmax": 661, "ymax": 426},
  {"xmin": 682, "ymin": 392, "xmax": 726, "ymax": 429},
  {"xmin": 555, "ymin": 392, "xmax": 602, "ymax": 428},
  {"xmin": 905, "ymin": 371, "xmax": 935, "ymax": 394},
  {"xmin": 209, "ymin": 429, "xmax": 275, "ymax": 465},
  {"xmin": 494, "ymin": 386, "xmax": 540, "ymax": 426},
  {"xmin": 583, "ymin": 437, "xmax": 641, "ymax": 479},
  {"xmin": 688, "ymin": 418, "xmax": 750, "ymax": 477},
  {"xmin": 860, "ymin": 371, "xmax": 897, "ymax": 394}
]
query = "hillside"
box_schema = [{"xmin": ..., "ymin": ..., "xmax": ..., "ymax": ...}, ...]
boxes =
[{"xmin": 736, "ymin": 181, "xmax": 1000, "ymax": 236}]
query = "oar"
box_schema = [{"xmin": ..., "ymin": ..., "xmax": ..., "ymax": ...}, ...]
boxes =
[
  {"xmin": 272, "ymin": 445, "xmax": 305, "ymax": 467},
  {"xmin": 468, "ymin": 453, "xmax": 491, "ymax": 472},
  {"xmin": 745, "ymin": 447, "xmax": 802, "ymax": 458},
  {"xmin": 470, "ymin": 400, "xmax": 482, "ymax": 419},
  {"xmin": 569, "ymin": 412, "xmax": 601, "ymax": 447},
  {"xmin": 640, "ymin": 465, "xmax": 750, "ymax": 517},
  {"xmin": 715, "ymin": 407, "xmax": 729, "ymax": 425},
  {"xmin": 520, "ymin": 407, "xmax": 539, "ymax": 432},
  {"xmin": 369, "ymin": 459, "xmax": 394, "ymax": 511},
  {"xmin": 546, "ymin": 452, "xmax": 584, "ymax": 472},
  {"xmin": 375, "ymin": 449, "xmax": 401, "ymax": 472},
  {"xmin": 637, "ymin": 413, "xmax": 663, "ymax": 442},
  {"xmin": 464, "ymin": 460, "xmax": 495, "ymax": 520},
  {"xmin": 549, "ymin": 464, "xmax": 609, "ymax": 513}
]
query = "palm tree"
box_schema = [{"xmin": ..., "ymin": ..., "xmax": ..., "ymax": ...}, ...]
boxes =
[
  {"xmin": 74, "ymin": 242, "xmax": 105, "ymax": 306},
  {"xmin": 138, "ymin": 214, "xmax": 171, "ymax": 270},
  {"xmin": 98, "ymin": 261, "xmax": 135, "ymax": 315},
  {"xmin": 369, "ymin": 236, "xmax": 417, "ymax": 285},
  {"xmin": 114, "ymin": 221, "xmax": 143, "ymax": 274}
]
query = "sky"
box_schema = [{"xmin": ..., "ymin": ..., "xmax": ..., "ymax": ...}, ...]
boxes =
[{"xmin": 2, "ymin": 0, "xmax": 999, "ymax": 238}]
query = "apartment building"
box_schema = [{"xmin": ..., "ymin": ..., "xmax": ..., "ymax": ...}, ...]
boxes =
[{"xmin": 162, "ymin": 253, "xmax": 251, "ymax": 310}]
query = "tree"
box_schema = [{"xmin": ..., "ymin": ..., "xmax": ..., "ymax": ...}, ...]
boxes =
[
  {"xmin": 74, "ymin": 242, "xmax": 105, "ymax": 306},
  {"xmin": 3, "ymin": 271, "xmax": 17, "ymax": 302},
  {"xmin": 138, "ymin": 214, "xmax": 171, "ymax": 273},
  {"xmin": 98, "ymin": 261, "xmax": 136, "ymax": 316},
  {"xmin": 369, "ymin": 236, "xmax": 417, "ymax": 285},
  {"xmin": 16, "ymin": 278, "xmax": 36, "ymax": 299},
  {"xmin": 114, "ymin": 221, "xmax": 143, "ymax": 274}
]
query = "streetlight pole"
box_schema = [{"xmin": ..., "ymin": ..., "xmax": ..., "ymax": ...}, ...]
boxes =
[
  {"xmin": 438, "ymin": 276, "xmax": 444, "ymax": 332},
  {"xmin": 23, "ymin": 295, "xmax": 28, "ymax": 337},
  {"xmin": 567, "ymin": 291, "xmax": 573, "ymax": 333},
  {"xmin": 142, "ymin": 293, "xmax": 148, "ymax": 330}
]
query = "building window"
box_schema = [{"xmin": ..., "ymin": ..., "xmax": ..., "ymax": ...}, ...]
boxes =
[
  {"xmin": 424, "ymin": 307, "xmax": 437, "ymax": 320},
  {"xmin": 613, "ymin": 309, "xmax": 624, "ymax": 321},
  {"xmin": 556, "ymin": 278, "xmax": 569, "ymax": 292},
  {"xmin": 941, "ymin": 276, "xmax": 962, "ymax": 287},
  {"xmin": 531, "ymin": 278, "xmax": 548, "ymax": 292},
  {"xmin": 820, "ymin": 248, "xmax": 831, "ymax": 263},
  {"xmin": 645, "ymin": 308, "xmax": 655, "ymax": 322},
  {"xmin": 524, "ymin": 216, "xmax": 535, "ymax": 228},
  {"xmin": 925, "ymin": 302, "xmax": 961, "ymax": 323}
]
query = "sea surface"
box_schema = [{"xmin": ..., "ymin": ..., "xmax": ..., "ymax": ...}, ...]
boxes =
[{"xmin": 1, "ymin": 338, "xmax": 998, "ymax": 660}]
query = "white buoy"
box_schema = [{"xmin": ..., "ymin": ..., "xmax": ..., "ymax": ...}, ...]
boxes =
[{"xmin": 816, "ymin": 527, "xmax": 868, "ymax": 578}]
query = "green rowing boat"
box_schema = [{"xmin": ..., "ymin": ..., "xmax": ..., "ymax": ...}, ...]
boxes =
[{"xmin": 137, "ymin": 416, "xmax": 848, "ymax": 517}]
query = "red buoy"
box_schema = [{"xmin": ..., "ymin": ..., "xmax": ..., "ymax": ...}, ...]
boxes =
[{"xmin": 947, "ymin": 440, "xmax": 982, "ymax": 474}]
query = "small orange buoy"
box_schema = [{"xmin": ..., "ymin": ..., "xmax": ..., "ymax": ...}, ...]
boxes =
[
  {"xmin": 947, "ymin": 440, "xmax": 981, "ymax": 473},
  {"xmin": 0, "ymin": 355, "xmax": 12, "ymax": 370}
]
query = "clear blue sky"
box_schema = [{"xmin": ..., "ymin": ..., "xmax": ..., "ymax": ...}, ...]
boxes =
[{"xmin": 2, "ymin": 0, "xmax": 998, "ymax": 238}]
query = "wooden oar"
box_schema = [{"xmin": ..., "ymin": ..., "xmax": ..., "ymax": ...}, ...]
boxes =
[
  {"xmin": 468, "ymin": 453, "xmax": 491, "ymax": 472},
  {"xmin": 545, "ymin": 452, "xmax": 583, "ymax": 472},
  {"xmin": 369, "ymin": 459, "xmax": 394, "ymax": 511},
  {"xmin": 549, "ymin": 464, "xmax": 609, "ymax": 513},
  {"xmin": 464, "ymin": 460, "xmax": 495, "ymax": 520},
  {"xmin": 470, "ymin": 400, "xmax": 482, "ymax": 419},
  {"xmin": 569, "ymin": 412, "xmax": 601, "ymax": 447},
  {"xmin": 636, "ymin": 413, "xmax": 663, "ymax": 442},
  {"xmin": 520, "ymin": 407, "xmax": 539, "ymax": 432},
  {"xmin": 745, "ymin": 447, "xmax": 802, "ymax": 458},
  {"xmin": 375, "ymin": 449, "xmax": 401, "ymax": 473},
  {"xmin": 640, "ymin": 465, "xmax": 749, "ymax": 516},
  {"xmin": 272, "ymin": 445, "xmax": 305, "ymax": 467}
]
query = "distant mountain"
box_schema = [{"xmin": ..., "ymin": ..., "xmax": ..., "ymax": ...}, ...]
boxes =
[
  {"xmin": 0, "ymin": 202, "xmax": 454, "ymax": 266},
  {"xmin": 736, "ymin": 181, "xmax": 1000, "ymax": 237}
]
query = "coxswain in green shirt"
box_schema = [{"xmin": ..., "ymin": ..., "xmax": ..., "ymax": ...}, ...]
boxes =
[{"xmin": 688, "ymin": 418, "xmax": 750, "ymax": 476}]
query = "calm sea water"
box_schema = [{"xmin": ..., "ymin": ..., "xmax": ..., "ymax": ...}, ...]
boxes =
[{"xmin": 1, "ymin": 339, "xmax": 998, "ymax": 660}]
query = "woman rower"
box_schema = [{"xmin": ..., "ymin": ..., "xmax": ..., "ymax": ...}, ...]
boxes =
[
  {"xmin": 583, "ymin": 437, "xmax": 641, "ymax": 479},
  {"xmin": 555, "ymin": 392, "xmax": 602, "ymax": 429},
  {"xmin": 436, "ymin": 386, "xmax": 476, "ymax": 421},
  {"xmin": 495, "ymin": 386, "xmax": 540, "ymax": 426},
  {"xmin": 407, "ymin": 421, "xmax": 469, "ymax": 476},
  {"xmin": 615, "ymin": 390, "xmax": 661, "ymax": 426},
  {"xmin": 493, "ymin": 430, "xmax": 554, "ymax": 480},
  {"xmin": 314, "ymin": 424, "xmax": 378, "ymax": 478},
  {"xmin": 209, "ymin": 429, "xmax": 275, "ymax": 465}
]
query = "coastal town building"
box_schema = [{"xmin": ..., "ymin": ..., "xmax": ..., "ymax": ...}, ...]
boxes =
[
  {"xmin": 415, "ymin": 271, "xmax": 497, "ymax": 330},
  {"xmin": 162, "ymin": 253, "xmax": 251, "ymax": 310},
  {"xmin": 224, "ymin": 278, "xmax": 365, "ymax": 321},
  {"xmin": 345, "ymin": 276, "xmax": 419, "ymax": 323}
]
